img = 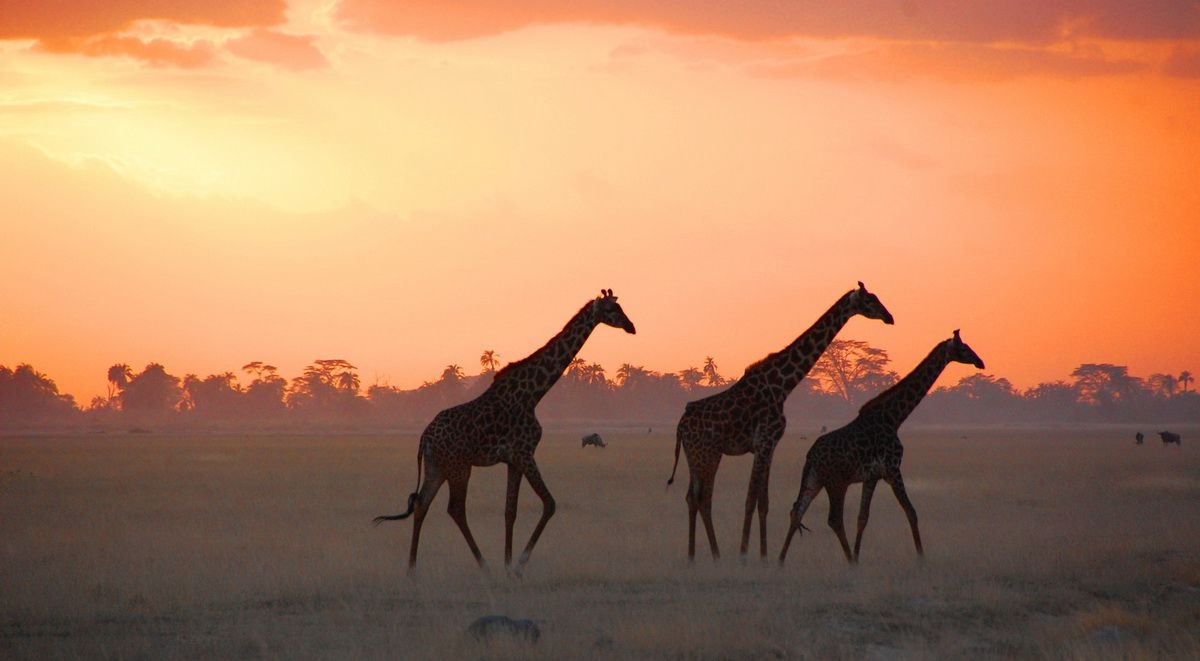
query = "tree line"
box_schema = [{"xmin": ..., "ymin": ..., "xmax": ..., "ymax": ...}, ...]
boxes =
[{"xmin": 1, "ymin": 340, "xmax": 1196, "ymax": 432}]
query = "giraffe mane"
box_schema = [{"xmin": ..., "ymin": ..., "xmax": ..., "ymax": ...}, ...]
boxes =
[
  {"xmin": 491, "ymin": 299, "xmax": 595, "ymax": 381},
  {"xmin": 857, "ymin": 339, "xmax": 950, "ymax": 415}
]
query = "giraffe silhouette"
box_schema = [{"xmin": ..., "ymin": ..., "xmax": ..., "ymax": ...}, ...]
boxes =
[
  {"xmin": 667, "ymin": 282, "xmax": 894, "ymax": 560},
  {"xmin": 374, "ymin": 289, "xmax": 636, "ymax": 573},
  {"xmin": 779, "ymin": 330, "xmax": 984, "ymax": 565}
]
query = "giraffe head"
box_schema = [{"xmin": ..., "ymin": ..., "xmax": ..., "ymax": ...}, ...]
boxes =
[
  {"xmin": 948, "ymin": 329, "xmax": 985, "ymax": 369},
  {"xmin": 592, "ymin": 289, "xmax": 637, "ymax": 334},
  {"xmin": 847, "ymin": 281, "xmax": 895, "ymax": 325}
]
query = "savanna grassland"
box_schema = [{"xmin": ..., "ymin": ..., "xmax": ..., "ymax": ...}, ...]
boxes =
[{"xmin": 1, "ymin": 427, "xmax": 1198, "ymax": 659}]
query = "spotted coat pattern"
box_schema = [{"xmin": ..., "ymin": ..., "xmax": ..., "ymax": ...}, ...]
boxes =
[
  {"xmin": 375, "ymin": 290, "xmax": 636, "ymax": 573},
  {"xmin": 668, "ymin": 283, "xmax": 894, "ymax": 560},
  {"xmin": 779, "ymin": 330, "xmax": 985, "ymax": 564}
]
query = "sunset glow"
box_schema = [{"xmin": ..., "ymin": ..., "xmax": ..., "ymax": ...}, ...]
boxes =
[{"xmin": 2, "ymin": 0, "xmax": 1199, "ymax": 405}]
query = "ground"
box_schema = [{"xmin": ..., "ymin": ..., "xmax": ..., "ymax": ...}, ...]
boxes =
[{"xmin": 1, "ymin": 427, "xmax": 1198, "ymax": 659}]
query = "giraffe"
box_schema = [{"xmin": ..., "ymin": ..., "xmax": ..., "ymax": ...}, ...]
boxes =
[
  {"xmin": 374, "ymin": 289, "xmax": 636, "ymax": 573},
  {"xmin": 667, "ymin": 282, "xmax": 894, "ymax": 560},
  {"xmin": 779, "ymin": 330, "xmax": 985, "ymax": 565}
]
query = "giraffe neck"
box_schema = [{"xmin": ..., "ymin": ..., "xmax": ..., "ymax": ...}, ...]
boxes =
[
  {"xmin": 741, "ymin": 291, "xmax": 857, "ymax": 403},
  {"xmin": 859, "ymin": 341, "xmax": 953, "ymax": 429},
  {"xmin": 487, "ymin": 301, "xmax": 598, "ymax": 407}
]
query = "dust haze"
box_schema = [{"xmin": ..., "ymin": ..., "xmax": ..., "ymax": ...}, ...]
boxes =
[{"xmin": 2, "ymin": 427, "xmax": 1197, "ymax": 659}]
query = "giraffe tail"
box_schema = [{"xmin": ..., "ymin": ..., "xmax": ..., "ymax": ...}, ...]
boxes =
[
  {"xmin": 373, "ymin": 435, "xmax": 426, "ymax": 526},
  {"xmin": 666, "ymin": 428, "xmax": 682, "ymax": 486},
  {"xmin": 372, "ymin": 492, "xmax": 418, "ymax": 525}
]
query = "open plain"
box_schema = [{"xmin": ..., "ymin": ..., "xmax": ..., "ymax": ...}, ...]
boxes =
[{"xmin": 1, "ymin": 427, "xmax": 1198, "ymax": 659}]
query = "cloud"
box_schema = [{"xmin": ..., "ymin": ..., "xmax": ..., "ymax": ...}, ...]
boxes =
[
  {"xmin": 1164, "ymin": 44, "xmax": 1200, "ymax": 77},
  {"xmin": 225, "ymin": 29, "xmax": 328, "ymax": 70},
  {"xmin": 0, "ymin": 1, "xmax": 286, "ymax": 39},
  {"xmin": 748, "ymin": 41, "xmax": 1147, "ymax": 83},
  {"xmin": 37, "ymin": 35, "xmax": 218, "ymax": 68},
  {"xmin": 335, "ymin": 0, "xmax": 1200, "ymax": 44},
  {"xmin": 0, "ymin": 0, "xmax": 286, "ymax": 66}
]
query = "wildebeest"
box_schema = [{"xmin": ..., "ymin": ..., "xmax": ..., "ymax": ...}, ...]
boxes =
[
  {"xmin": 1159, "ymin": 431, "xmax": 1182, "ymax": 446},
  {"xmin": 1135, "ymin": 432, "xmax": 1144, "ymax": 445},
  {"xmin": 467, "ymin": 615, "xmax": 540, "ymax": 643},
  {"xmin": 581, "ymin": 432, "xmax": 606, "ymax": 448}
]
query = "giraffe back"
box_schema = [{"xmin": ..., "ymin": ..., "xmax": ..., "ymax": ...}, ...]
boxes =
[
  {"xmin": 422, "ymin": 392, "xmax": 542, "ymax": 469},
  {"xmin": 679, "ymin": 382, "xmax": 786, "ymax": 457},
  {"xmin": 802, "ymin": 418, "xmax": 903, "ymax": 487}
]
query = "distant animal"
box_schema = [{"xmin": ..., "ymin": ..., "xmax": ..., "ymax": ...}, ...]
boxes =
[
  {"xmin": 581, "ymin": 433, "xmax": 606, "ymax": 448},
  {"xmin": 467, "ymin": 615, "xmax": 540, "ymax": 643},
  {"xmin": 1135, "ymin": 432, "xmax": 1144, "ymax": 445},
  {"xmin": 374, "ymin": 290, "xmax": 636, "ymax": 574},
  {"xmin": 1159, "ymin": 431, "xmax": 1182, "ymax": 446},
  {"xmin": 668, "ymin": 282, "xmax": 894, "ymax": 560},
  {"xmin": 780, "ymin": 330, "xmax": 985, "ymax": 564}
]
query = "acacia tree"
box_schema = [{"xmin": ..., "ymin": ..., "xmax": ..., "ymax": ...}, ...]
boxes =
[
  {"xmin": 288, "ymin": 359, "xmax": 361, "ymax": 414},
  {"xmin": 1147, "ymin": 373, "xmax": 1179, "ymax": 399},
  {"xmin": 1070, "ymin": 363, "xmax": 1141, "ymax": 408},
  {"xmin": 810, "ymin": 339, "xmax": 898, "ymax": 403}
]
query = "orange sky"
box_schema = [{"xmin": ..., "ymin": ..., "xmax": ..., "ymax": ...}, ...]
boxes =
[{"xmin": 2, "ymin": 0, "xmax": 1199, "ymax": 405}]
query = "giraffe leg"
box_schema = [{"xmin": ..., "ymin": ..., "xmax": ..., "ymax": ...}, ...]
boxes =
[
  {"xmin": 407, "ymin": 471, "xmax": 446, "ymax": 573},
  {"xmin": 779, "ymin": 484, "xmax": 820, "ymax": 564},
  {"xmin": 887, "ymin": 473, "xmax": 923, "ymax": 556},
  {"xmin": 852, "ymin": 479, "xmax": 879, "ymax": 562},
  {"xmin": 685, "ymin": 472, "xmax": 700, "ymax": 561},
  {"xmin": 739, "ymin": 452, "xmax": 771, "ymax": 558},
  {"xmin": 826, "ymin": 482, "xmax": 854, "ymax": 563},
  {"xmin": 504, "ymin": 463, "xmax": 521, "ymax": 566},
  {"xmin": 515, "ymin": 459, "xmax": 556, "ymax": 569},
  {"xmin": 697, "ymin": 469, "xmax": 721, "ymax": 560},
  {"xmin": 446, "ymin": 468, "xmax": 486, "ymax": 570},
  {"xmin": 756, "ymin": 459, "xmax": 773, "ymax": 559}
]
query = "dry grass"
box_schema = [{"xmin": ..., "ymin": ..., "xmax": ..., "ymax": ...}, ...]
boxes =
[{"xmin": 1, "ymin": 427, "xmax": 1198, "ymax": 659}]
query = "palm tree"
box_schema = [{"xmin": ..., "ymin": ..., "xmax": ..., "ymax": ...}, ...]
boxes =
[
  {"xmin": 1180, "ymin": 370, "xmax": 1194, "ymax": 393},
  {"xmin": 678, "ymin": 367, "xmax": 704, "ymax": 391},
  {"xmin": 106, "ymin": 363, "xmax": 132, "ymax": 400},
  {"xmin": 566, "ymin": 357, "xmax": 587, "ymax": 382},
  {"xmin": 336, "ymin": 370, "xmax": 361, "ymax": 393},
  {"xmin": 480, "ymin": 350, "xmax": 500, "ymax": 374},
  {"xmin": 582, "ymin": 362, "xmax": 608, "ymax": 387},
  {"xmin": 702, "ymin": 356, "xmax": 723, "ymax": 387},
  {"xmin": 442, "ymin": 364, "xmax": 465, "ymax": 382}
]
